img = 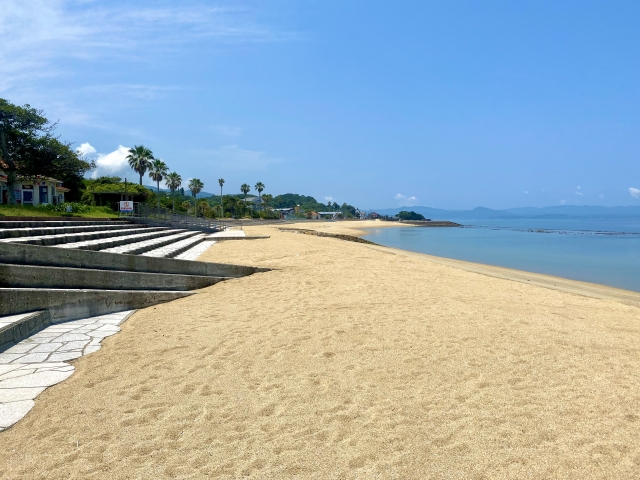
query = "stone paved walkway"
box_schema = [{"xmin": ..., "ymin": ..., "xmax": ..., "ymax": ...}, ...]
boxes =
[{"xmin": 0, "ymin": 311, "xmax": 134, "ymax": 432}]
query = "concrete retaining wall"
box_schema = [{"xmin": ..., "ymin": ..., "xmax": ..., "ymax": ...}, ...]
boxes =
[
  {"xmin": 0, "ymin": 264, "xmax": 225, "ymax": 291},
  {"xmin": 0, "ymin": 311, "xmax": 50, "ymax": 352},
  {"xmin": 0, "ymin": 288, "xmax": 193, "ymax": 323},
  {"xmin": 0, "ymin": 242, "xmax": 268, "ymax": 278}
]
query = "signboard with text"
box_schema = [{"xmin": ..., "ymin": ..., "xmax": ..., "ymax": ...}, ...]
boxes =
[{"xmin": 119, "ymin": 201, "xmax": 134, "ymax": 212}]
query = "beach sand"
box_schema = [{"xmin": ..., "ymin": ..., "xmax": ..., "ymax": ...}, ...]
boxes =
[{"xmin": 1, "ymin": 222, "xmax": 640, "ymax": 478}]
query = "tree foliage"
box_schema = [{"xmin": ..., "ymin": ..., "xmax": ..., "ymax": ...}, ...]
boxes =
[
  {"xmin": 397, "ymin": 210, "xmax": 426, "ymax": 220},
  {"xmin": 0, "ymin": 98, "xmax": 94, "ymax": 203}
]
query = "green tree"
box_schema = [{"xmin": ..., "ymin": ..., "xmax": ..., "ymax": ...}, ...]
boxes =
[
  {"xmin": 0, "ymin": 99, "xmax": 93, "ymax": 204},
  {"xmin": 165, "ymin": 172, "xmax": 182, "ymax": 212},
  {"xmin": 189, "ymin": 178, "xmax": 204, "ymax": 216},
  {"xmin": 397, "ymin": 210, "xmax": 426, "ymax": 221},
  {"xmin": 126, "ymin": 145, "xmax": 154, "ymax": 185},
  {"xmin": 254, "ymin": 181, "xmax": 265, "ymax": 210},
  {"xmin": 262, "ymin": 193, "xmax": 273, "ymax": 211},
  {"xmin": 241, "ymin": 183, "xmax": 251, "ymax": 206},
  {"xmin": 148, "ymin": 159, "xmax": 168, "ymax": 206},
  {"xmin": 218, "ymin": 178, "xmax": 225, "ymax": 218}
]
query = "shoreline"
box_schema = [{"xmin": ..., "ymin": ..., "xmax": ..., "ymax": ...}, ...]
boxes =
[{"xmin": 287, "ymin": 220, "xmax": 640, "ymax": 307}]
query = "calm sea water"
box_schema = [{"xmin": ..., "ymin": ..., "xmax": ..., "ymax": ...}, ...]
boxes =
[{"xmin": 362, "ymin": 218, "xmax": 640, "ymax": 292}]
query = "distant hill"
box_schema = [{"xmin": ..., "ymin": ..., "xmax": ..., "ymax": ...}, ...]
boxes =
[{"xmin": 374, "ymin": 205, "xmax": 640, "ymax": 220}]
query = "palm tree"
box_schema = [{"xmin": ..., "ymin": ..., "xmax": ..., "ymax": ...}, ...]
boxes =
[
  {"xmin": 262, "ymin": 193, "xmax": 273, "ymax": 212},
  {"xmin": 148, "ymin": 159, "xmax": 168, "ymax": 207},
  {"xmin": 165, "ymin": 172, "xmax": 182, "ymax": 212},
  {"xmin": 218, "ymin": 178, "xmax": 225, "ymax": 218},
  {"xmin": 254, "ymin": 181, "xmax": 265, "ymax": 210},
  {"xmin": 126, "ymin": 145, "xmax": 154, "ymax": 185},
  {"xmin": 241, "ymin": 183, "xmax": 250, "ymax": 203},
  {"xmin": 189, "ymin": 178, "xmax": 204, "ymax": 216}
]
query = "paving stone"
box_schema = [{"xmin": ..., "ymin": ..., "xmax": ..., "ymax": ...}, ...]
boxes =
[
  {"xmin": 57, "ymin": 340, "xmax": 90, "ymax": 352},
  {"xmin": 48, "ymin": 351, "xmax": 82, "ymax": 362},
  {"xmin": 30, "ymin": 343, "xmax": 64, "ymax": 353},
  {"xmin": 52, "ymin": 333, "xmax": 91, "ymax": 343},
  {"xmin": 83, "ymin": 345, "xmax": 101, "ymax": 355},
  {"xmin": 0, "ymin": 370, "xmax": 73, "ymax": 389},
  {"xmin": 16, "ymin": 353, "xmax": 52, "ymax": 364},
  {"xmin": 19, "ymin": 362, "xmax": 69, "ymax": 370},
  {"xmin": 0, "ymin": 365, "xmax": 22, "ymax": 376},
  {"xmin": 0, "ymin": 387, "xmax": 45, "ymax": 403},
  {"xmin": 0, "ymin": 368, "xmax": 36, "ymax": 381},
  {"xmin": 0, "ymin": 400, "xmax": 35, "ymax": 429},
  {"xmin": 3, "ymin": 344, "xmax": 35, "ymax": 354},
  {"xmin": 0, "ymin": 353, "xmax": 25, "ymax": 363}
]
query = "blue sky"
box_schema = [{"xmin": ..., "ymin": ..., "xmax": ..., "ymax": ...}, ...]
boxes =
[{"xmin": 2, "ymin": 0, "xmax": 639, "ymax": 209}]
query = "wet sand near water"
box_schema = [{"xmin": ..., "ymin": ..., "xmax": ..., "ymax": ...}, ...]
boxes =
[{"xmin": 1, "ymin": 224, "xmax": 639, "ymax": 478}]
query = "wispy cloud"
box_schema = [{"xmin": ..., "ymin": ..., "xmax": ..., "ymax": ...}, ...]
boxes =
[
  {"xmin": 204, "ymin": 144, "xmax": 282, "ymax": 171},
  {"xmin": 209, "ymin": 125, "xmax": 243, "ymax": 137},
  {"xmin": 630, "ymin": 187, "xmax": 640, "ymax": 199},
  {"xmin": 0, "ymin": 1, "xmax": 293, "ymax": 93},
  {"xmin": 324, "ymin": 196, "xmax": 335, "ymax": 203}
]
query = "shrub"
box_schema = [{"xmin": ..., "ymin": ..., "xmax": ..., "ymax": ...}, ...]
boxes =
[{"xmin": 37, "ymin": 202, "xmax": 113, "ymax": 214}]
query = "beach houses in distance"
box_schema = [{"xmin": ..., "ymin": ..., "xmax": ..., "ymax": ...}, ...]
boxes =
[{"xmin": 0, "ymin": 171, "xmax": 69, "ymax": 205}]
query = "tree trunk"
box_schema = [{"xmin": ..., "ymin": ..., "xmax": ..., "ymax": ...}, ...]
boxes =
[
  {"xmin": 139, "ymin": 173, "xmax": 143, "ymax": 186},
  {"xmin": 6, "ymin": 169, "xmax": 17, "ymax": 205}
]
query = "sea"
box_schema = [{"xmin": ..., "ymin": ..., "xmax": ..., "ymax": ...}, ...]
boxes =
[{"xmin": 362, "ymin": 218, "xmax": 640, "ymax": 292}]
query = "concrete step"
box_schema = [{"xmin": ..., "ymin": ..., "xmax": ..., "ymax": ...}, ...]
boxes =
[
  {"xmin": 0, "ymin": 242, "xmax": 266, "ymax": 278},
  {"xmin": 101, "ymin": 230, "xmax": 199, "ymax": 255},
  {"xmin": 174, "ymin": 240, "xmax": 216, "ymax": 261},
  {"xmin": 0, "ymin": 220, "xmax": 130, "ymax": 229},
  {"xmin": 54, "ymin": 228, "xmax": 179, "ymax": 251},
  {"xmin": 0, "ymin": 264, "xmax": 226, "ymax": 292},
  {"xmin": 0, "ymin": 226, "xmax": 166, "ymax": 246},
  {"xmin": 0, "ymin": 223, "xmax": 138, "ymax": 239},
  {"xmin": 0, "ymin": 288, "xmax": 194, "ymax": 324},
  {"xmin": 141, "ymin": 233, "xmax": 206, "ymax": 258}
]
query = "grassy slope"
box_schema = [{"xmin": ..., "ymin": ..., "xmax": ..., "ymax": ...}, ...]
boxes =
[{"xmin": 0, "ymin": 205, "xmax": 119, "ymax": 218}]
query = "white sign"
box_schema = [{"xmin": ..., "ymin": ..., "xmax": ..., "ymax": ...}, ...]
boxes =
[{"xmin": 119, "ymin": 201, "xmax": 134, "ymax": 212}]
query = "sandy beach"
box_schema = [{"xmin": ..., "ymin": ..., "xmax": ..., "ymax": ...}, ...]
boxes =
[{"xmin": 1, "ymin": 221, "xmax": 640, "ymax": 479}]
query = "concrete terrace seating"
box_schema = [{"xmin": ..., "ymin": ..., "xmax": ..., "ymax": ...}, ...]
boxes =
[{"xmin": 0, "ymin": 220, "xmax": 266, "ymax": 351}]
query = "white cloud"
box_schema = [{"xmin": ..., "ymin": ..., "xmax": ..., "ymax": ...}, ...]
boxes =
[
  {"xmin": 76, "ymin": 142, "xmax": 97, "ymax": 157},
  {"xmin": 209, "ymin": 125, "xmax": 243, "ymax": 137},
  {"xmin": 630, "ymin": 187, "xmax": 640, "ymax": 199},
  {"xmin": 78, "ymin": 143, "xmax": 132, "ymax": 179},
  {"xmin": 560, "ymin": 199, "xmax": 566, "ymax": 205},
  {"xmin": 394, "ymin": 193, "xmax": 418, "ymax": 206},
  {"xmin": 524, "ymin": 191, "xmax": 528, "ymax": 194},
  {"xmin": 577, "ymin": 186, "xmax": 581, "ymax": 189},
  {"xmin": 575, "ymin": 191, "xmax": 583, "ymax": 196},
  {"xmin": 206, "ymin": 145, "xmax": 282, "ymax": 171},
  {"xmin": 325, "ymin": 196, "xmax": 335, "ymax": 203},
  {"xmin": 599, "ymin": 194, "xmax": 604, "ymax": 199}
]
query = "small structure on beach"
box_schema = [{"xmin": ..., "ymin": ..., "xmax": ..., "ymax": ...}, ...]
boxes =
[{"xmin": 0, "ymin": 172, "xmax": 69, "ymax": 205}]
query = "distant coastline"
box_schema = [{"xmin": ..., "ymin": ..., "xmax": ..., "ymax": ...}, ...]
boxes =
[{"xmin": 375, "ymin": 204, "xmax": 640, "ymax": 220}]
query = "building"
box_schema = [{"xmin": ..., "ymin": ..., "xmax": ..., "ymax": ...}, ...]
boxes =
[
  {"xmin": 273, "ymin": 207, "xmax": 296, "ymax": 220},
  {"xmin": 368, "ymin": 211, "xmax": 381, "ymax": 219},
  {"xmin": 317, "ymin": 211, "xmax": 342, "ymax": 220},
  {"xmin": 0, "ymin": 172, "xmax": 69, "ymax": 206}
]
